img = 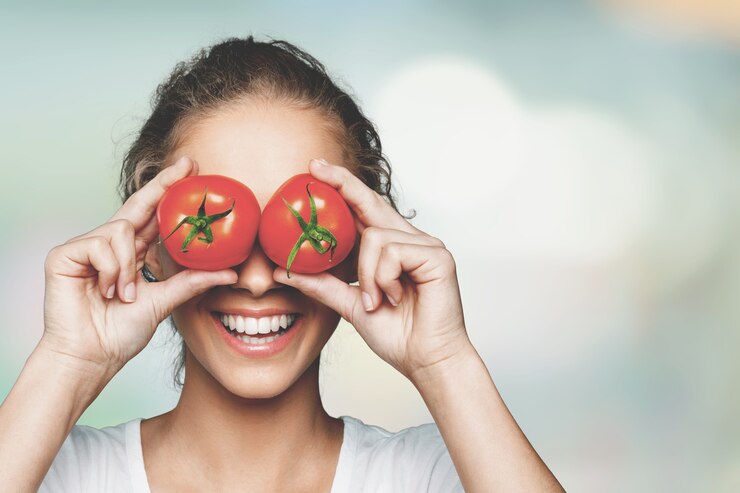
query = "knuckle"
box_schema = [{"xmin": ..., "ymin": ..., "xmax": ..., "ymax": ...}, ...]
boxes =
[
  {"xmin": 345, "ymin": 293, "xmax": 362, "ymax": 321},
  {"xmin": 107, "ymin": 256, "xmax": 122, "ymax": 274},
  {"xmin": 337, "ymin": 167, "xmax": 352, "ymax": 189},
  {"xmin": 384, "ymin": 242, "xmax": 402, "ymax": 260},
  {"xmin": 356, "ymin": 197, "xmax": 373, "ymax": 219},
  {"xmin": 360, "ymin": 226, "xmax": 381, "ymax": 247},
  {"xmin": 97, "ymin": 247, "xmax": 120, "ymax": 273},
  {"xmin": 438, "ymin": 248, "xmax": 456, "ymax": 272},
  {"xmin": 44, "ymin": 246, "xmax": 61, "ymax": 271},
  {"xmin": 110, "ymin": 218, "xmax": 135, "ymax": 236},
  {"xmin": 427, "ymin": 235, "xmax": 446, "ymax": 249},
  {"xmin": 90, "ymin": 235, "xmax": 109, "ymax": 249}
]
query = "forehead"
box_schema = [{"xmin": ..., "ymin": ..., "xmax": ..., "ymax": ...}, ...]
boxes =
[{"xmin": 171, "ymin": 100, "xmax": 346, "ymax": 208}]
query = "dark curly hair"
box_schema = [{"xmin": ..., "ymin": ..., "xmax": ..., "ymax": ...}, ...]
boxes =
[{"xmin": 118, "ymin": 35, "xmax": 403, "ymax": 388}]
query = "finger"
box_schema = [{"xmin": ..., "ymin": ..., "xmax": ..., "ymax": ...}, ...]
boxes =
[
  {"xmin": 136, "ymin": 213, "xmax": 159, "ymax": 244},
  {"xmin": 132, "ymin": 214, "xmax": 158, "ymax": 271},
  {"xmin": 105, "ymin": 219, "xmax": 138, "ymax": 303},
  {"xmin": 375, "ymin": 243, "xmax": 454, "ymax": 306},
  {"xmin": 144, "ymin": 269, "xmax": 238, "ymax": 321},
  {"xmin": 308, "ymin": 158, "xmax": 419, "ymax": 234},
  {"xmin": 358, "ymin": 227, "xmax": 444, "ymax": 311},
  {"xmin": 273, "ymin": 268, "xmax": 366, "ymax": 326},
  {"xmin": 52, "ymin": 236, "xmax": 121, "ymax": 299},
  {"xmin": 108, "ymin": 155, "xmax": 198, "ymax": 240},
  {"xmin": 64, "ymin": 219, "xmax": 140, "ymax": 303}
]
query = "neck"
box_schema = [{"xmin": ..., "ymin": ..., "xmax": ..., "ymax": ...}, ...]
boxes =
[{"xmin": 155, "ymin": 350, "xmax": 342, "ymax": 485}]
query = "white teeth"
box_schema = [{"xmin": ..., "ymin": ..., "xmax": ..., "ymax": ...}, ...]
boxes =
[
  {"xmin": 258, "ymin": 318, "xmax": 271, "ymax": 334},
  {"xmin": 219, "ymin": 313, "xmax": 297, "ymax": 334},
  {"xmin": 245, "ymin": 317, "xmax": 258, "ymax": 335},
  {"xmin": 237, "ymin": 334, "xmax": 280, "ymax": 344}
]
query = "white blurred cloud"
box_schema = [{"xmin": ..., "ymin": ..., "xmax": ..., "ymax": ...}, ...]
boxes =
[
  {"xmin": 372, "ymin": 56, "xmax": 656, "ymax": 264},
  {"xmin": 367, "ymin": 56, "xmax": 663, "ymax": 373}
]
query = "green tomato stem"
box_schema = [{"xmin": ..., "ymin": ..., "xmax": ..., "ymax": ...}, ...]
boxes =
[
  {"xmin": 283, "ymin": 183, "xmax": 339, "ymax": 277},
  {"xmin": 161, "ymin": 189, "xmax": 235, "ymax": 253}
]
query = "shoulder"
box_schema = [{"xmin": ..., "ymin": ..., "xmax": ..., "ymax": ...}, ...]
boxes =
[
  {"xmin": 40, "ymin": 418, "xmax": 142, "ymax": 493},
  {"xmin": 337, "ymin": 415, "xmax": 463, "ymax": 493},
  {"xmin": 344, "ymin": 414, "xmax": 448, "ymax": 458}
]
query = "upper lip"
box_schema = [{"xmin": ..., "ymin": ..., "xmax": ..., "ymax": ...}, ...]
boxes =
[{"xmin": 212, "ymin": 308, "xmax": 301, "ymax": 317}]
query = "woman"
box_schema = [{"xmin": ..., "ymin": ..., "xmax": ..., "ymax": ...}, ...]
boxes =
[{"xmin": 0, "ymin": 36, "xmax": 563, "ymax": 492}]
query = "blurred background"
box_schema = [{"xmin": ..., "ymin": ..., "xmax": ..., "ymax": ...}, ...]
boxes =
[{"xmin": 1, "ymin": 0, "xmax": 738, "ymax": 490}]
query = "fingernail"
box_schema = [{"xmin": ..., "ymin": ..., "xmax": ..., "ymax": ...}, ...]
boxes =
[
  {"xmin": 311, "ymin": 158, "xmax": 329, "ymax": 167},
  {"xmin": 362, "ymin": 291, "xmax": 373, "ymax": 311},
  {"xmin": 106, "ymin": 285, "xmax": 115, "ymax": 299},
  {"xmin": 124, "ymin": 282, "xmax": 136, "ymax": 303},
  {"xmin": 173, "ymin": 156, "xmax": 189, "ymax": 168},
  {"xmin": 387, "ymin": 294, "xmax": 398, "ymax": 307}
]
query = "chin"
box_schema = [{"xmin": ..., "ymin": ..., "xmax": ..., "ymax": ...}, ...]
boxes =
[
  {"xmin": 216, "ymin": 366, "xmax": 300, "ymax": 400},
  {"xmin": 173, "ymin": 297, "xmax": 339, "ymax": 401},
  {"xmin": 183, "ymin": 344, "xmax": 324, "ymax": 401}
]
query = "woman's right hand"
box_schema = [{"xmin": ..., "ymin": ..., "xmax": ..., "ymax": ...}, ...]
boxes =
[{"xmin": 41, "ymin": 156, "xmax": 238, "ymax": 374}]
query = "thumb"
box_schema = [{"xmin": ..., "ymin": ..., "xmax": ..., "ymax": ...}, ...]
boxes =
[
  {"xmin": 145, "ymin": 269, "xmax": 238, "ymax": 321},
  {"xmin": 273, "ymin": 268, "xmax": 363, "ymax": 325}
]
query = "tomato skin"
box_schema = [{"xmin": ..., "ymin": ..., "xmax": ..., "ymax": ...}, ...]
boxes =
[
  {"xmin": 259, "ymin": 173, "xmax": 356, "ymax": 274},
  {"xmin": 157, "ymin": 175, "xmax": 261, "ymax": 271}
]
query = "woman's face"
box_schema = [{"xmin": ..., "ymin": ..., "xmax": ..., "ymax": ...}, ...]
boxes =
[{"xmin": 153, "ymin": 100, "xmax": 356, "ymax": 399}]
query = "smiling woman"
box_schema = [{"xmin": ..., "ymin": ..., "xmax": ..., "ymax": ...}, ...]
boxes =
[{"xmin": 0, "ymin": 35, "xmax": 564, "ymax": 492}]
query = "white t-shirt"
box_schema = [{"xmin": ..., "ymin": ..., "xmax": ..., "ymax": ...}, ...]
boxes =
[{"xmin": 40, "ymin": 415, "xmax": 464, "ymax": 492}]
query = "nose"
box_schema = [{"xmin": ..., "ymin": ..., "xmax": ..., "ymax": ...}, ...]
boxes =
[{"xmin": 229, "ymin": 242, "xmax": 284, "ymax": 297}]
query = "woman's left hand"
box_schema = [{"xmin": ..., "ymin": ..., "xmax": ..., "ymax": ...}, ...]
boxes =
[{"xmin": 273, "ymin": 158, "xmax": 472, "ymax": 382}]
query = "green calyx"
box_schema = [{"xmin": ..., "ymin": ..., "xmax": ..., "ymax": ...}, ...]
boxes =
[
  {"xmin": 161, "ymin": 188, "xmax": 235, "ymax": 253},
  {"xmin": 283, "ymin": 183, "xmax": 337, "ymax": 277}
]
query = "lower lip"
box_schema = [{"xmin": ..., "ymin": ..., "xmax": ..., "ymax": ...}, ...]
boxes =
[{"xmin": 212, "ymin": 313, "xmax": 303, "ymax": 358}]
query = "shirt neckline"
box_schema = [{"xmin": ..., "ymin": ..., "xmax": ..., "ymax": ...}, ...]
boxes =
[
  {"xmin": 125, "ymin": 415, "xmax": 356, "ymax": 493},
  {"xmin": 125, "ymin": 418, "xmax": 150, "ymax": 492},
  {"xmin": 330, "ymin": 415, "xmax": 356, "ymax": 493}
]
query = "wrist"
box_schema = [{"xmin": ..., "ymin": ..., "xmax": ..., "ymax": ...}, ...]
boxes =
[
  {"xmin": 35, "ymin": 336, "xmax": 122, "ymax": 390},
  {"xmin": 0, "ymin": 339, "xmax": 120, "ymax": 489},
  {"xmin": 407, "ymin": 337, "xmax": 478, "ymax": 389}
]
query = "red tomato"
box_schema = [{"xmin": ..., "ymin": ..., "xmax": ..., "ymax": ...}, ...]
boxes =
[
  {"xmin": 259, "ymin": 173, "xmax": 356, "ymax": 276},
  {"xmin": 157, "ymin": 175, "xmax": 261, "ymax": 270}
]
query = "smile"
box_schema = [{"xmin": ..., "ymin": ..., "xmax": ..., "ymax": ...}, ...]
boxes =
[{"xmin": 213, "ymin": 311, "xmax": 300, "ymax": 346}]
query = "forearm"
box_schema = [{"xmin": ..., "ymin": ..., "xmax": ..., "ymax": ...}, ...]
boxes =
[
  {"xmin": 0, "ymin": 339, "xmax": 118, "ymax": 491},
  {"xmin": 411, "ymin": 342, "xmax": 564, "ymax": 493}
]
